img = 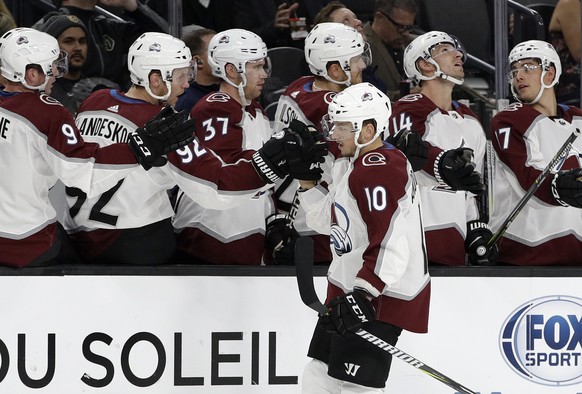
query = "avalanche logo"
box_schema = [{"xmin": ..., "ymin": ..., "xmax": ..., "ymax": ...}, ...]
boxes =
[
  {"xmin": 329, "ymin": 203, "xmax": 352, "ymax": 256},
  {"xmin": 499, "ymin": 295, "xmax": 582, "ymax": 386}
]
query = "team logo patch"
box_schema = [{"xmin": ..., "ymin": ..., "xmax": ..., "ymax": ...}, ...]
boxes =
[
  {"xmin": 330, "ymin": 203, "xmax": 352, "ymax": 256},
  {"xmin": 103, "ymin": 35, "xmax": 115, "ymax": 51},
  {"xmin": 499, "ymin": 295, "xmax": 582, "ymax": 386},
  {"xmin": 206, "ymin": 92, "xmax": 230, "ymax": 103},
  {"xmin": 361, "ymin": 92, "xmax": 373, "ymax": 102},
  {"xmin": 149, "ymin": 42, "xmax": 161, "ymax": 52},
  {"xmin": 362, "ymin": 152, "xmax": 386, "ymax": 166},
  {"xmin": 324, "ymin": 34, "xmax": 336, "ymax": 44},
  {"xmin": 40, "ymin": 94, "xmax": 62, "ymax": 106},
  {"xmin": 324, "ymin": 92, "xmax": 336, "ymax": 105},
  {"xmin": 219, "ymin": 35, "xmax": 230, "ymax": 44},
  {"xmin": 16, "ymin": 36, "xmax": 28, "ymax": 45}
]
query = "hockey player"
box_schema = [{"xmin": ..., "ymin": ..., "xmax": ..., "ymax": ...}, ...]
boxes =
[
  {"xmin": 387, "ymin": 31, "xmax": 498, "ymax": 266},
  {"xmin": 173, "ymin": 28, "xmax": 300, "ymax": 265},
  {"xmin": 489, "ymin": 40, "xmax": 582, "ymax": 265},
  {"xmin": 0, "ymin": 28, "xmax": 192, "ymax": 267},
  {"xmin": 269, "ymin": 22, "xmax": 371, "ymax": 265},
  {"xmin": 296, "ymin": 83, "xmax": 430, "ymax": 393},
  {"xmin": 65, "ymin": 32, "xmax": 325, "ymax": 265}
]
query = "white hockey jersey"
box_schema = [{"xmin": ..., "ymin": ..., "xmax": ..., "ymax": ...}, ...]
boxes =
[{"xmin": 299, "ymin": 144, "xmax": 431, "ymax": 333}]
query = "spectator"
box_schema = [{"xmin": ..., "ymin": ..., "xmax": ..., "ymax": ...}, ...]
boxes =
[
  {"xmin": 296, "ymin": 83, "xmax": 430, "ymax": 393},
  {"xmin": 0, "ymin": 0, "xmax": 16, "ymax": 36},
  {"xmin": 313, "ymin": 1, "xmax": 387, "ymax": 93},
  {"xmin": 387, "ymin": 31, "xmax": 497, "ymax": 266},
  {"xmin": 233, "ymin": 0, "xmax": 327, "ymax": 49},
  {"xmin": 548, "ymin": 0, "xmax": 581, "ymax": 106},
  {"xmin": 489, "ymin": 40, "xmax": 582, "ymax": 265},
  {"xmin": 33, "ymin": 0, "xmax": 169, "ymax": 88},
  {"xmin": 271, "ymin": 22, "xmax": 371, "ymax": 265},
  {"xmin": 172, "ymin": 29, "xmax": 279, "ymax": 265},
  {"xmin": 0, "ymin": 28, "xmax": 187, "ymax": 267},
  {"xmin": 175, "ymin": 27, "xmax": 220, "ymax": 113},
  {"xmin": 364, "ymin": 0, "xmax": 418, "ymax": 100}
]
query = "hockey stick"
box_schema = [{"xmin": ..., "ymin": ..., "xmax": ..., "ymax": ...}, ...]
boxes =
[
  {"xmin": 294, "ymin": 237, "xmax": 477, "ymax": 394},
  {"xmin": 487, "ymin": 128, "xmax": 581, "ymax": 247}
]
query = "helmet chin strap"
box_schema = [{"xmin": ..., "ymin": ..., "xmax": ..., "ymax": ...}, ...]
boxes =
[
  {"xmin": 426, "ymin": 59, "xmax": 464, "ymax": 85},
  {"xmin": 145, "ymin": 81, "xmax": 172, "ymax": 102},
  {"xmin": 223, "ymin": 73, "xmax": 251, "ymax": 106},
  {"xmin": 511, "ymin": 70, "xmax": 550, "ymax": 105}
]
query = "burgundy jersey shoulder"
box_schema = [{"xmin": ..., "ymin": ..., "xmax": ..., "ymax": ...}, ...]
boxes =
[
  {"xmin": 0, "ymin": 92, "xmax": 74, "ymax": 137},
  {"xmin": 350, "ymin": 144, "xmax": 409, "ymax": 191},
  {"xmin": 390, "ymin": 94, "xmax": 438, "ymax": 135},
  {"xmin": 284, "ymin": 76, "xmax": 337, "ymax": 128},
  {"xmin": 490, "ymin": 102, "xmax": 538, "ymax": 138},
  {"xmin": 78, "ymin": 89, "xmax": 162, "ymax": 127}
]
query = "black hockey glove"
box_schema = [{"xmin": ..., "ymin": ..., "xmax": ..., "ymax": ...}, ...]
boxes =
[
  {"xmin": 284, "ymin": 119, "xmax": 328, "ymax": 181},
  {"xmin": 385, "ymin": 129, "xmax": 428, "ymax": 171},
  {"xmin": 322, "ymin": 289, "xmax": 376, "ymax": 336},
  {"xmin": 551, "ymin": 168, "xmax": 582, "ymax": 208},
  {"xmin": 435, "ymin": 148, "xmax": 484, "ymax": 192},
  {"xmin": 465, "ymin": 220, "xmax": 499, "ymax": 266},
  {"xmin": 128, "ymin": 106, "xmax": 195, "ymax": 170},
  {"xmin": 252, "ymin": 135, "xmax": 289, "ymax": 184},
  {"xmin": 265, "ymin": 213, "xmax": 299, "ymax": 265}
]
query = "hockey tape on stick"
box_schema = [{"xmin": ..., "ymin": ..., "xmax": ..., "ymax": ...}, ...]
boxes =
[
  {"xmin": 294, "ymin": 237, "xmax": 477, "ymax": 394},
  {"xmin": 488, "ymin": 128, "xmax": 581, "ymax": 247}
]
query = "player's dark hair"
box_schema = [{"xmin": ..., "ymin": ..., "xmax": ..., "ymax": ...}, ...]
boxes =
[
  {"xmin": 181, "ymin": 28, "xmax": 217, "ymax": 56},
  {"xmin": 314, "ymin": 1, "xmax": 347, "ymax": 25}
]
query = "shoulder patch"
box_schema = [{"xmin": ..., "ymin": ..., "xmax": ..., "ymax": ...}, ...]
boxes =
[
  {"xmin": 362, "ymin": 152, "xmax": 386, "ymax": 166},
  {"xmin": 206, "ymin": 92, "xmax": 231, "ymax": 103},
  {"xmin": 40, "ymin": 94, "xmax": 62, "ymax": 106}
]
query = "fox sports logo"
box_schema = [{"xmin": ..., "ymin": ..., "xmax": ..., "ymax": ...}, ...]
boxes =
[{"xmin": 499, "ymin": 296, "xmax": 582, "ymax": 386}]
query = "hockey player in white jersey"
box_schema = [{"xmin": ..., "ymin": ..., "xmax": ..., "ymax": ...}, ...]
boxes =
[
  {"xmin": 296, "ymin": 83, "xmax": 430, "ymax": 393},
  {"xmin": 489, "ymin": 40, "xmax": 582, "ymax": 265},
  {"xmin": 0, "ymin": 28, "xmax": 193, "ymax": 267},
  {"xmin": 269, "ymin": 22, "xmax": 371, "ymax": 265},
  {"xmin": 387, "ymin": 31, "xmax": 497, "ymax": 266}
]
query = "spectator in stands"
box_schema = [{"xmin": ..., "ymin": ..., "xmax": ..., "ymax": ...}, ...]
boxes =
[
  {"xmin": 233, "ymin": 0, "xmax": 327, "ymax": 48},
  {"xmin": 365, "ymin": 0, "xmax": 418, "ymax": 100},
  {"xmin": 313, "ymin": 1, "xmax": 387, "ymax": 94},
  {"xmin": 0, "ymin": 28, "xmax": 189, "ymax": 267},
  {"xmin": 270, "ymin": 22, "xmax": 371, "ymax": 265},
  {"xmin": 549, "ymin": 0, "xmax": 581, "ymax": 106},
  {"xmin": 175, "ymin": 26, "xmax": 220, "ymax": 113},
  {"xmin": 387, "ymin": 31, "xmax": 497, "ymax": 266},
  {"xmin": 489, "ymin": 40, "xmax": 582, "ymax": 265},
  {"xmin": 33, "ymin": 0, "xmax": 168, "ymax": 88},
  {"xmin": 0, "ymin": 0, "xmax": 16, "ymax": 36}
]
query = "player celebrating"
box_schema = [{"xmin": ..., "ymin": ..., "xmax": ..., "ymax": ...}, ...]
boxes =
[
  {"xmin": 296, "ymin": 83, "xmax": 430, "ymax": 393},
  {"xmin": 0, "ymin": 28, "xmax": 191, "ymax": 267},
  {"xmin": 387, "ymin": 31, "xmax": 497, "ymax": 266},
  {"xmin": 489, "ymin": 40, "xmax": 582, "ymax": 265},
  {"xmin": 270, "ymin": 22, "xmax": 371, "ymax": 265},
  {"xmin": 173, "ymin": 28, "xmax": 280, "ymax": 265}
]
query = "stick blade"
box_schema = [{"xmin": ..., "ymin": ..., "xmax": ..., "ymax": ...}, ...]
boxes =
[{"xmin": 295, "ymin": 237, "xmax": 328, "ymax": 315}]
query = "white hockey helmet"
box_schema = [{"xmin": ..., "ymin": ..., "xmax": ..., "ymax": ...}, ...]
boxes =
[
  {"xmin": 403, "ymin": 30, "xmax": 466, "ymax": 85},
  {"xmin": 0, "ymin": 27, "xmax": 68, "ymax": 91},
  {"xmin": 507, "ymin": 40, "xmax": 561, "ymax": 104},
  {"xmin": 128, "ymin": 32, "xmax": 194, "ymax": 101},
  {"xmin": 207, "ymin": 28, "xmax": 270, "ymax": 105},
  {"xmin": 304, "ymin": 22, "xmax": 370, "ymax": 86},
  {"xmin": 322, "ymin": 82, "xmax": 391, "ymax": 154}
]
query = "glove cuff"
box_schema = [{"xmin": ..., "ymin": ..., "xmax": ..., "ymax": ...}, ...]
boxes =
[
  {"xmin": 252, "ymin": 151, "xmax": 284, "ymax": 184},
  {"xmin": 551, "ymin": 172, "xmax": 570, "ymax": 207},
  {"xmin": 434, "ymin": 150, "xmax": 448, "ymax": 187}
]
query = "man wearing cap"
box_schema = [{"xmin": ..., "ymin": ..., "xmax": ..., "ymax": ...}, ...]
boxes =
[{"xmin": 33, "ymin": 0, "xmax": 168, "ymax": 88}]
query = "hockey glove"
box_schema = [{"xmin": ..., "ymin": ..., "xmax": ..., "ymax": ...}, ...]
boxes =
[
  {"xmin": 385, "ymin": 129, "xmax": 428, "ymax": 171},
  {"xmin": 128, "ymin": 106, "xmax": 195, "ymax": 170},
  {"xmin": 465, "ymin": 220, "xmax": 499, "ymax": 266},
  {"xmin": 435, "ymin": 148, "xmax": 484, "ymax": 192},
  {"xmin": 265, "ymin": 213, "xmax": 299, "ymax": 265},
  {"xmin": 322, "ymin": 289, "xmax": 376, "ymax": 336},
  {"xmin": 284, "ymin": 119, "xmax": 328, "ymax": 181},
  {"xmin": 252, "ymin": 135, "xmax": 289, "ymax": 184},
  {"xmin": 551, "ymin": 168, "xmax": 582, "ymax": 208}
]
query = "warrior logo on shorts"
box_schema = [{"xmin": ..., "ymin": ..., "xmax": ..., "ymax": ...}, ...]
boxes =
[
  {"xmin": 499, "ymin": 295, "xmax": 582, "ymax": 386},
  {"xmin": 330, "ymin": 203, "xmax": 352, "ymax": 256}
]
